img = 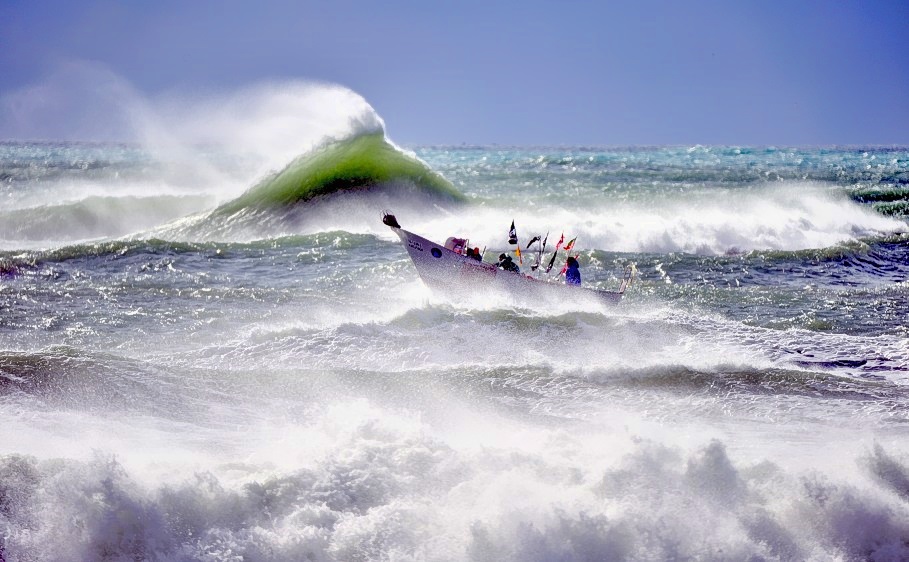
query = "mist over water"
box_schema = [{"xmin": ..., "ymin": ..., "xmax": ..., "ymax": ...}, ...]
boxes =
[
  {"xmin": 2, "ymin": 76, "xmax": 909, "ymax": 560},
  {"xmin": 1, "ymin": 62, "xmax": 387, "ymax": 246}
]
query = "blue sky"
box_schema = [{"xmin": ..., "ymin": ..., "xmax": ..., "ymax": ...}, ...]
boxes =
[{"xmin": 1, "ymin": 0, "xmax": 907, "ymax": 145}]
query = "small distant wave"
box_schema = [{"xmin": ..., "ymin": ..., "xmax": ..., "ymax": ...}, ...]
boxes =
[
  {"xmin": 748, "ymin": 234, "xmax": 909, "ymax": 285},
  {"xmin": 0, "ymin": 233, "xmax": 382, "ymax": 279},
  {"xmin": 850, "ymin": 185, "xmax": 909, "ymax": 218}
]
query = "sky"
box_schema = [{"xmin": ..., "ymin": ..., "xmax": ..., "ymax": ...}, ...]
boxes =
[{"xmin": 1, "ymin": 0, "xmax": 908, "ymax": 146}]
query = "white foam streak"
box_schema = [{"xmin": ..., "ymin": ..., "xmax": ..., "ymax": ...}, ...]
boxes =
[
  {"xmin": 388, "ymin": 183, "xmax": 905, "ymax": 255},
  {"xmin": 141, "ymin": 80, "xmax": 385, "ymax": 184}
]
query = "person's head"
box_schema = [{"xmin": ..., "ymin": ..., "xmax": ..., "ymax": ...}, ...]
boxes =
[
  {"xmin": 567, "ymin": 256, "xmax": 578, "ymax": 267},
  {"xmin": 499, "ymin": 253, "xmax": 507, "ymax": 261}
]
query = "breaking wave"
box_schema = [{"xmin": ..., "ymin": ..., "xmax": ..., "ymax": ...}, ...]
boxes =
[
  {"xmin": 1, "ymin": 418, "xmax": 908, "ymax": 561},
  {"xmin": 217, "ymin": 132, "xmax": 464, "ymax": 214},
  {"xmin": 154, "ymin": 132, "xmax": 466, "ymax": 241}
]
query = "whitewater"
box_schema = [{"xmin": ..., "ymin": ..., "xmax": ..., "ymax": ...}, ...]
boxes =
[{"xmin": 2, "ymin": 83, "xmax": 909, "ymax": 561}]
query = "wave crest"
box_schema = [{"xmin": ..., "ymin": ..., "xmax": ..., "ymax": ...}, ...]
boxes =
[
  {"xmin": 154, "ymin": 132, "xmax": 466, "ymax": 241},
  {"xmin": 217, "ymin": 132, "xmax": 464, "ymax": 214}
]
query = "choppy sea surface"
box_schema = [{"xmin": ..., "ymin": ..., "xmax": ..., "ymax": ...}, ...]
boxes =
[{"xmin": 2, "ymin": 104, "xmax": 909, "ymax": 560}]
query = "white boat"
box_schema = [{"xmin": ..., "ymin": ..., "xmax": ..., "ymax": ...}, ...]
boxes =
[{"xmin": 383, "ymin": 212, "xmax": 632, "ymax": 304}]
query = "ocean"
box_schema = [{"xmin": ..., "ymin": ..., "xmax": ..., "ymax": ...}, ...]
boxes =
[{"xmin": 1, "ymin": 94, "xmax": 909, "ymax": 560}]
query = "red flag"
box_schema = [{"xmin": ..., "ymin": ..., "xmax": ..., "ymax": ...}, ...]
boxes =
[{"xmin": 554, "ymin": 233, "xmax": 564, "ymax": 252}]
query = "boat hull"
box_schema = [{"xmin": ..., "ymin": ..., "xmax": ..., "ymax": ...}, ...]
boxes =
[{"xmin": 389, "ymin": 226, "xmax": 623, "ymax": 304}]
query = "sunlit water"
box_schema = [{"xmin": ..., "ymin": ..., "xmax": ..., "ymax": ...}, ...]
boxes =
[{"xmin": 1, "ymin": 88, "xmax": 909, "ymax": 560}]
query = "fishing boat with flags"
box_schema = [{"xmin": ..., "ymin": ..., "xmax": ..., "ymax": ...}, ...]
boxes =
[{"xmin": 382, "ymin": 212, "xmax": 633, "ymax": 303}]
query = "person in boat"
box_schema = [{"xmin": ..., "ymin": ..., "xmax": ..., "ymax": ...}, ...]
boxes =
[
  {"xmin": 565, "ymin": 256, "xmax": 581, "ymax": 285},
  {"xmin": 497, "ymin": 253, "xmax": 520, "ymax": 273},
  {"xmin": 470, "ymin": 247, "xmax": 482, "ymax": 262},
  {"xmin": 444, "ymin": 237, "xmax": 467, "ymax": 254}
]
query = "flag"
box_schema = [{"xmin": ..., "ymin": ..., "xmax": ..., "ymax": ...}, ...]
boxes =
[
  {"xmin": 541, "ymin": 232, "xmax": 549, "ymax": 253},
  {"xmin": 545, "ymin": 251, "xmax": 557, "ymax": 273},
  {"xmin": 508, "ymin": 221, "xmax": 518, "ymax": 245},
  {"xmin": 515, "ymin": 246, "xmax": 523, "ymax": 264},
  {"xmin": 554, "ymin": 232, "xmax": 564, "ymax": 252},
  {"xmin": 525, "ymin": 235, "xmax": 541, "ymax": 249},
  {"xmin": 563, "ymin": 236, "xmax": 577, "ymax": 253}
]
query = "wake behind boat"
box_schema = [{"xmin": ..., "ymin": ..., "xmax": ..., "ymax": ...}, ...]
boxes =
[{"xmin": 383, "ymin": 212, "xmax": 632, "ymax": 304}]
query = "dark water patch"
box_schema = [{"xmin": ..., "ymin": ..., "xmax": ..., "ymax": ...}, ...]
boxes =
[
  {"xmin": 873, "ymin": 200, "xmax": 909, "ymax": 217},
  {"xmin": 614, "ymin": 235, "xmax": 909, "ymax": 336},
  {"xmin": 600, "ymin": 364, "xmax": 902, "ymax": 402},
  {"xmin": 851, "ymin": 186, "xmax": 909, "ymax": 204},
  {"xmin": 793, "ymin": 358, "xmax": 868, "ymax": 369},
  {"xmin": 641, "ymin": 234, "xmax": 909, "ymax": 289}
]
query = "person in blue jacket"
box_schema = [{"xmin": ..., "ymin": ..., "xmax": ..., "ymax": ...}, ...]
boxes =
[{"xmin": 565, "ymin": 256, "xmax": 581, "ymax": 285}]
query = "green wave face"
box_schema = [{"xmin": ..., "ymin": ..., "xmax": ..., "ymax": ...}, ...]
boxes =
[{"xmin": 216, "ymin": 133, "xmax": 465, "ymax": 215}]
